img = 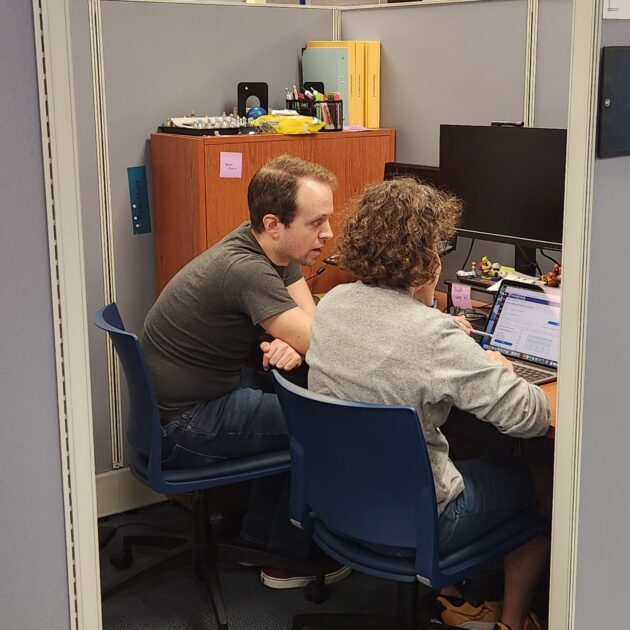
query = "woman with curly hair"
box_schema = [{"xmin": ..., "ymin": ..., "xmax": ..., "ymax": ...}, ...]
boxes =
[{"xmin": 306, "ymin": 178, "xmax": 552, "ymax": 630}]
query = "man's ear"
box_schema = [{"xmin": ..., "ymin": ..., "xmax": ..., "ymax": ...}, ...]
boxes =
[{"xmin": 261, "ymin": 214, "xmax": 281, "ymax": 239}]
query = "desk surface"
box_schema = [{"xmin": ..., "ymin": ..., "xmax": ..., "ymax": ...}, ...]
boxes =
[{"xmin": 435, "ymin": 291, "xmax": 556, "ymax": 436}]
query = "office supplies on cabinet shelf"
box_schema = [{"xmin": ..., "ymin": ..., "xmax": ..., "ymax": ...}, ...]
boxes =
[
  {"xmin": 160, "ymin": 114, "xmax": 254, "ymax": 136},
  {"xmin": 302, "ymin": 47, "xmax": 350, "ymax": 126},
  {"xmin": 252, "ymin": 114, "xmax": 324, "ymax": 135},
  {"xmin": 286, "ymin": 98, "xmax": 343, "ymax": 131},
  {"xmin": 237, "ymin": 82, "xmax": 268, "ymax": 118},
  {"xmin": 305, "ymin": 41, "xmax": 363, "ymax": 126}
]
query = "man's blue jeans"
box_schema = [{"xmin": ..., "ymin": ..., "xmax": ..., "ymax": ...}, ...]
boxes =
[{"xmin": 160, "ymin": 368, "xmax": 311, "ymax": 560}]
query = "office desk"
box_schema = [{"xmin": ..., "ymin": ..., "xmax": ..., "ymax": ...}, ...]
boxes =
[{"xmin": 435, "ymin": 291, "xmax": 557, "ymax": 437}]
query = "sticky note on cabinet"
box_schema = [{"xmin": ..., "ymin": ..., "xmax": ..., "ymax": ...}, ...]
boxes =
[
  {"xmin": 451, "ymin": 283, "xmax": 472, "ymax": 309},
  {"xmin": 219, "ymin": 152, "xmax": 242, "ymax": 178}
]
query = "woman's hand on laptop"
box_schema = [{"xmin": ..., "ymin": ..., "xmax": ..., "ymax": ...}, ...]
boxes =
[
  {"xmin": 453, "ymin": 314, "xmax": 474, "ymax": 335},
  {"xmin": 485, "ymin": 350, "xmax": 515, "ymax": 373}
]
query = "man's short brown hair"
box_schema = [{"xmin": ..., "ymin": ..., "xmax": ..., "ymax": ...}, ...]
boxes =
[
  {"xmin": 248, "ymin": 155, "xmax": 336, "ymax": 232},
  {"xmin": 336, "ymin": 178, "xmax": 462, "ymax": 289}
]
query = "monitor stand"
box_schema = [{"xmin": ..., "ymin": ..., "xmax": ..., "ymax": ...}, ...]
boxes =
[{"xmin": 514, "ymin": 246, "xmax": 538, "ymax": 276}]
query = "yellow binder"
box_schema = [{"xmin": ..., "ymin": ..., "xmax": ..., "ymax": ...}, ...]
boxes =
[{"xmin": 365, "ymin": 41, "xmax": 381, "ymax": 129}]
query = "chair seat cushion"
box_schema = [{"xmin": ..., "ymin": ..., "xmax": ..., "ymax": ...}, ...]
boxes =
[
  {"xmin": 313, "ymin": 521, "xmax": 418, "ymax": 581},
  {"xmin": 130, "ymin": 450, "xmax": 291, "ymax": 494},
  {"xmin": 311, "ymin": 509, "xmax": 548, "ymax": 587}
]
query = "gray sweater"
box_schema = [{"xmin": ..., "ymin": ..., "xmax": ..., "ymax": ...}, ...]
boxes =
[{"xmin": 307, "ymin": 281, "xmax": 551, "ymax": 514}]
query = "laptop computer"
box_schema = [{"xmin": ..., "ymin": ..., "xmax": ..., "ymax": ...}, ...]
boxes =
[{"xmin": 479, "ymin": 280, "xmax": 560, "ymax": 385}]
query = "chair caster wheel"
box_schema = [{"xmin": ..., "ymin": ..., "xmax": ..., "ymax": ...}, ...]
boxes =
[
  {"xmin": 304, "ymin": 580, "xmax": 327, "ymax": 604},
  {"xmin": 111, "ymin": 548, "xmax": 133, "ymax": 570}
]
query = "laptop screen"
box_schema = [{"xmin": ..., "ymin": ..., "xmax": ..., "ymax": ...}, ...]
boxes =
[{"xmin": 481, "ymin": 282, "xmax": 561, "ymax": 369}]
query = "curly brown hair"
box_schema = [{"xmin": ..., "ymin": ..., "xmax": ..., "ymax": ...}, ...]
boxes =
[
  {"xmin": 336, "ymin": 178, "xmax": 462, "ymax": 289},
  {"xmin": 248, "ymin": 155, "xmax": 337, "ymax": 232}
]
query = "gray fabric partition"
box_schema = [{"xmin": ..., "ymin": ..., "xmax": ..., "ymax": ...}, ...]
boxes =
[
  {"xmin": 341, "ymin": 0, "xmax": 528, "ymax": 165},
  {"xmin": 341, "ymin": 0, "xmax": 530, "ymax": 286},
  {"xmin": 574, "ymin": 20, "xmax": 630, "ymax": 629},
  {"xmin": 99, "ymin": 1, "xmax": 334, "ymax": 336},
  {"xmin": 535, "ymin": 0, "xmax": 573, "ymax": 128},
  {"xmin": 0, "ymin": 2, "xmax": 70, "ymax": 628},
  {"xmin": 77, "ymin": 2, "xmax": 334, "ymax": 471}
]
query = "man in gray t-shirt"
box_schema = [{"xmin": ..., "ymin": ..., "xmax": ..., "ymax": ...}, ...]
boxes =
[
  {"xmin": 142, "ymin": 221, "xmax": 306, "ymax": 419},
  {"xmin": 140, "ymin": 155, "xmax": 350, "ymax": 588}
]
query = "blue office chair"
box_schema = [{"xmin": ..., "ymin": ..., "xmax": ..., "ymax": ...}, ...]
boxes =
[
  {"xmin": 94, "ymin": 303, "xmax": 326, "ymax": 629},
  {"xmin": 271, "ymin": 370, "xmax": 549, "ymax": 630}
]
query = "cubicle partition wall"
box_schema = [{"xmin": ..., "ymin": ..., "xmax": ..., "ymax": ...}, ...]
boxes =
[
  {"xmin": 1, "ymin": 3, "xmax": 71, "ymax": 628},
  {"xmin": 74, "ymin": 0, "xmax": 573, "ymax": 512},
  {"xmin": 342, "ymin": 0, "xmax": 529, "ymax": 164},
  {"xmin": 99, "ymin": 1, "xmax": 337, "ymax": 340},
  {"xmin": 534, "ymin": 0, "xmax": 573, "ymax": 128},
  {"xmin": 73, "ymin": 1, "xmax": 335, "ymax": 488},
  {"xmin": 572, "ymin": 17, "xmax": 630, "ymax": 628}
]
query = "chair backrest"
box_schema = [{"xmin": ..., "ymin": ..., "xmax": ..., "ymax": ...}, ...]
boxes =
[
  {"xmin": 271, "ymin": 370, "xmax": 440, "ymax": 574},
  {"xmin": 93, "ymin": 303, "xmax": 162, "ymax": 477}
]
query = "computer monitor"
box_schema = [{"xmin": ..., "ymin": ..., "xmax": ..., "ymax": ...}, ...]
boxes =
[
  {"xmin": 439, "ymin": 125, "xmax": 567, "ymax": 251},
  {"xmin": 384, "ymin": 162, "xmax": 444, "ymax": 189}
]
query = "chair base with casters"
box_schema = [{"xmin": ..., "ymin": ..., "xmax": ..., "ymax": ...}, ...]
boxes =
[
  {"xmin": 93, "ymin": 303, "xmax": 329, "ymax": 629},
  {"xmin": 101, "ymin": 488, "xmax": 330, "ymax": 629}
]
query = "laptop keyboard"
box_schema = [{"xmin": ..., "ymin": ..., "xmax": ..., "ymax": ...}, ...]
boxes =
[{"xmin": 513, "ymin": 363, "xmax": 553, "ymax": 383}]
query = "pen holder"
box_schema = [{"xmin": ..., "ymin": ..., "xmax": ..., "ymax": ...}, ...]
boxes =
[{"xmin": 286, "ymin": 99, "xmax": 343, "ymax": 132}]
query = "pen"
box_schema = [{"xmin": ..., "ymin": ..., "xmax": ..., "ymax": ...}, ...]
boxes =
[{"xmin": 469, "ymin": 329, "xmax": 494, "ymax": 341}]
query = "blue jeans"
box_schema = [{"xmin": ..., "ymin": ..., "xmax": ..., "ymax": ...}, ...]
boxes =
[
  {"xmin": 438, "ymin": 456, "xmax": 536, "ymax": 552},
  {"xmin": 160, "ymin": 368, "xmax": 312, "ymax": 559},
  {"xmin": 364, "ymin": 456, "xmax": 536, "ymax": 557}
]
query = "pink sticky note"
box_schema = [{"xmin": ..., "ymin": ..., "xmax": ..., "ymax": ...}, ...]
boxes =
[
  {"xmin": 451, "ymin": 283, "xmax": 472, "ymax": 310},
  {"xmin": 219, "ymin": 152, "xmax": 242, "ymax": 178}
]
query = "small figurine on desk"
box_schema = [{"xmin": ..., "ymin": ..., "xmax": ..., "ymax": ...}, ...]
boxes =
[
  {"xmin": 479, "ymin": 256, "xmax": 493, "ymax": 277},
  {"xmin": 471, "ymin": 256, "xmax": 508, "ymax": 280},
  {"xmin": 489, "ymin": 262, "xmax": 503, "ymax": 278},
  {"xmin": 541, "ymin": 263, "xmax": 562, "ymax": 287}
]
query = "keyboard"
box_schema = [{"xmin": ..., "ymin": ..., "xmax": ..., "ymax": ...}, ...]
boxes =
[{"xmin": 513, "ymin": 362, "xmax": 555, "ymax": 384}]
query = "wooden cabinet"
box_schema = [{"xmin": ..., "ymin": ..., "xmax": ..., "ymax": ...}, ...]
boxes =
[{"xmin": 151, "ymin": 129, "xmax": 395, "ymax": 294}]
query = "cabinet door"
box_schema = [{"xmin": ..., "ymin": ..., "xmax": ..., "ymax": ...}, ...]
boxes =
[
  {"xmin": 309, "ymin": 132, "xmax": 394, "ymax": 293},
  {"xmin": 204, "ymin": 137, "xmax": 313, "ymax": 247},
  {"xmin": 152, "ymin": 134, "xmax": 207, "ymax": 294}
]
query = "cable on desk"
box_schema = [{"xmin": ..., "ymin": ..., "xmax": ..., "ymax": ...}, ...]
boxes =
[
  {"xmin": 539, "ymin": 249, "xmax": 561, "ymax": 266},
  {"xmin": 460, "ymin": 238, "xmax": 476, "ymax": 271},
  {"xmin": 516, "ymin": 245, "xmax": 542, "ymax": 276}
]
